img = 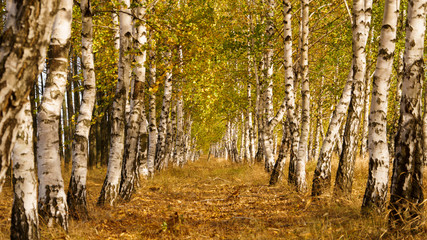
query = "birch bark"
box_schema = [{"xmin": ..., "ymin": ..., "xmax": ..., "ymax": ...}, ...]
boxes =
[
  {"xmin": 154, "ymin": 51, "xmax": 173, "ymax": 170},
  {"xmin": 334, "ymin": 0, "xmax": 373, "ymax": 197},
  {"xmin": 389, "ymin": 0, "xmax": 426, "ymax": 227},
  {"xmin": 174, "ymin": 46, "xmax": 185, "ymax": 167},
  {"xmin": 11, "ymin": 101, "xmax": 39, "ymax": 240},
  {"xmin": 37, "ymin": 0, "xmax": 73, "ymax": 229},
  {"xmin": 247, "ymin": 81, "xmax": 256, "ymax": 162},
  {"xmin": 270, "ymin": 120, "xmax": 289, "ymax": 185},
  {"xmin": 98, "ymin": 0, "xmax": 132, "ymax": 206},
  {"xmin": 312, "ymin": 38, "xmax": 360, "ymax": 195},
  {"xmin": 68, "ymin": 0, "xmax": 97, "ymax": 219},
  {"xmin": 120, "ymin": 0, "xmax": 148, "ymax": 200},
  {"xmin": 293, "ymin": 0, "xmax": 309, "ymax": 192},
  {"xmin": 147, "ymin": 33, "xmax": 158, "ymax": 175},
  {"xmin": 268, "ymin": 0, "xmax": 299, "ymax": 184},
  {"xmin": 361, "ymin": 0, "xmax": 399, "ymax": 213},
  {"xmin": 261, "ymin": 0, "xmax": 276, "ymax": 172},
  {"xmin": 360, "ymin": 76, "xmax": 371, "ymax": 157},
  {"xmin": 281, "ymin": 0, "xmax": 298, "ymax": 185},
  {"xmin": 0, "ymin": 0, "xmax": 59, "ymax": 192}
]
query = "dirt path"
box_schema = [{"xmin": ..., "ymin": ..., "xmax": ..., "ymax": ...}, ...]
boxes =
[{"xmin": 1, "ymin": 157, "xmax": 426, "ymax": 239}]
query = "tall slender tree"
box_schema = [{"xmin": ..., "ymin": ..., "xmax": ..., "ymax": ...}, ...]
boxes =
[
  {"xmin": 270, "ymin": 0, "xmax": 298, "ymax": 186},
  {"xmin": 67, "ymin": 0, "xmax": 97, "ymax": 219},
  {"xmin": 0, "ymin": 0, "xmax": 59, "ymax": 192},
  {"xmin": 293, "ymin": 0, "xmax": 309, "ymax": 192},
  {"xmin": 261, "ymin": 0, "xmax": 276, "ymax": 172},
  {"xmin": 146, "ymin": 32, "xmax": 158, "ymax": 176},
  {"xmin": 175, "ymin": 46, "xmax": 185, "ymax": 167},
  {"xmin": 361, "ymin": 0, "xmax": 399, "ymax": 213},
  {"xmin": 389, "ymin": 0, "xmax": 426, "ymax": 227},
  {"xmin": 334, "ymin": 0, "xmax": 373, "ymax": 197},
  {"xmin": 37, "ymin": 0, "xmax": 73, "ymax": 230},
  {"xmin": 120, "ymin": 0, "xmax": 148, "ymax": 200},
  {"xmin": 98, "ymin": 0, "xmax": 132, "ymax": 206},
  {"xmin": 11, "ymin": 101, "xmax": 39, "ymax": 240},
  {"xmin": 155, "ymin": 50, "xmax": 173, "ymax": 170}
]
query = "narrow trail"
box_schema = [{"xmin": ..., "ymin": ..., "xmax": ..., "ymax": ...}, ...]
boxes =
[{"xmin": 1, "ymin": 156, "xmax": 426, "ymax": 239}]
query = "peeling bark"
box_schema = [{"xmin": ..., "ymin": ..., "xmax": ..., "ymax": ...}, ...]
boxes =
[
  {"xmin": 98, "ymin": 0, "xmax": 132, "ymax": 206},
  {"xmin": 11, "ymin": 101, "xmax": 39, "ymax": 240},
  {"xmin": 154, "ymin": 51, "xmax": 173, "ymax": 170},
  {"xmin": 119, "ymin": 0, "xmax": 148, "ymax": 201},
  {"xmin": 293, "ymin": 0, "xmax": 309, "ymax": 192},
  {"xmin": 0, "ymin": 0, "xmax": 59, "ymax": 193},
  {"xmin": 361, "ymin": 0, "xmax": 399, "ymax": 213},
  {"xmin": 37, "ymin": 0, "xmax": 73, "ymax": 230},
  {"xmin": 334, "ymin": 0, "xmax": 372, "ymax": 197},
  {"xmin": 146, "ymin": 32, "xmax": 157, "ymax": 176},
  {"xmin": 389, "ymin": 0, "xmax": 426, "ymax": 228},
  {"xmin": 281, "ymin": 0, "xmax": 298, "ymax": 186},
  {"xmin": 68, "ymin": 0, "xmax": 97, "ymax": 219}
]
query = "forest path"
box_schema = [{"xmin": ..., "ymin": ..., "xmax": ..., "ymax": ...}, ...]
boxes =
[{"xmin": 1, "ymin": 156, "xmax": 425, "ymax": 239}]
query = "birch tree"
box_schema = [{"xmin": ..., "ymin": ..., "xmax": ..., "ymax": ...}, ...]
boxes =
[
  {"xmin": 334, "ymin": 0, "xmax": 372, "ymax": 197},
  {"xmin": 269, "ymin": 0, "xmax": 298, "ymax": 185},
  {"xmin": 361, "ymin": 0, "xmax": 399, "ymax": 213},
  {"xmin": 270, "ymin": 120, "xmax": 289, "ymax": 185},
  {"xmin": 389, "ymin": 0, "xmax": 426, "ymax": 227},
  {"xmin": 120, "ymin": 0, "xmax": 148, "ymax": 200},
  {"xmin": 11, "ymin": 101, "xmax": 39, "ymax": 240},
  {"xmin": 37, "ymin": 0, "xmax": 73, "ymax": 230},
  {"xmin": 67, "ymin": 0, "xmax": 97, "ymax": 219},
  {"xmin": 174, "ymin": 47, "xmax": 185, "ymax": 167},
  {"xmin": 98, "ymin": 0, "xmax": 132, "ymax": 206},
  {"xmin": 261, "ymin": 0, "xmax": 276, "ymax": 172},
  {"xmin": 154, "ymin": 51, "xmax": 173, "ymax": 170},
  {"xmin": 311, "ymin": 68, "xmax": 353, "ymax": 196},
  {"xmin": 0, "ymin": 0, "xmax": 59, "ymax": 192},
  {"xmin": 147, "ymin": 33, "xmax": 158, "ymax": 176},
  {"xmin": 293, "ymin": 0, "xmax": 309, "ymax": 192}
]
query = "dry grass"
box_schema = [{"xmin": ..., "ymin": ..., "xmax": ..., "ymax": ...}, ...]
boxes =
[{"xmin": 1, "ymin": 155, "xmax": 427, "ymax": 239}]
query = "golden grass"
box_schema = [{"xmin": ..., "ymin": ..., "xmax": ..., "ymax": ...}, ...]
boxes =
[{"xmin": 1, "ymin": 155, "xmax": 426, "ymax": 239}]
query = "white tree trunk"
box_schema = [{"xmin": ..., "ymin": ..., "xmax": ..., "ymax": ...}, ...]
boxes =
[
  {"xmin": 334, "ymin": 0, "xmax": 372, "ymax": 197},
  {"xmin": 360, "ymin": 29, "xmax": 374, "ymax": 157},
  {"xmin": 175, "ymin": 99, "xmax": 185, "ymax": 166},
  {"xmin": 294, "ymin": 0, "xmax": 309, "ymax": 192},
  {"xmin": 270, "ymin": 120, "xmax": 289, "ymax": 185},
  {"xmin": 137, "ymin": 118, "xmax": 149, "ymax": 179},
  {"xmin": 155, "ymin": 51, "xmax": 173, "ymax": 170},
  {"xmin": 360, "ymin": 76, "xmax": 371, "ymax": 157},
  {"xmin": 183, "ymin": 116, "xmax": 193, "ymax": 164},
  {"xmin": 163, "ymin": 102, "xmax": 175, "ymax": 168},
  {"xmin": 37, "ymin": 0, "xmax": 73, "ymax": 230},
  {"xmin": 262, "ymin": 0, "xmax": 276, "ymax": 172},
  {"xmin": 361, "ymin": 0, "xmax": 399, "ymax": 213},
  {"xmin": 0, "ymin": 0, "xmax": 59, "ymax": 193},
  {"xmin": 311, "ymin": 80, "xmax": 323, "ymax": 162},
  {"xmin": 67, "ymin": 0, "xmax": 97, "ymax": 219},
  {"xmin": 98, "ymin": 0, "xmax": 132, "ymax": 206},
  {"xmin": 254, "ymin": 56, "xmax": 264, "ymax": 163},
  {"xmin": 11, "ymin": 101, "xmax": 39, "ymax": 240},
  {"xmin": 389, "ymin": 0, "xmax": 426, "ymax": 227},
  {"xmin": 247, "ymin": 81, "xmax": 256, "ymax": 162},
  {"xmin": 241, "ymin": 113, "xmax": 247, "ymax": 161},
  {"xmin": 312, "ymin": 28, "xmax": 362, "ymax": 196},
  {"xmin": 147, "ymin": 34, "xmax": 158, "ymax": 175},
  {"xmin": 174, "ymin": 46, "xmax": 185, "ymax": 167},
  {"xmin": 119, "ymin": 0, "xmax": 148, "ymax": 201},
  {"xmin": 280, "ymin": 0, "xmax": 299, "ymax": 185}
]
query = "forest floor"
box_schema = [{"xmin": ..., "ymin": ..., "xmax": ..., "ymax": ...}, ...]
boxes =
[{"xmin": 1, "ymin": 155, "xmax": 427, "ymax": 239}]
